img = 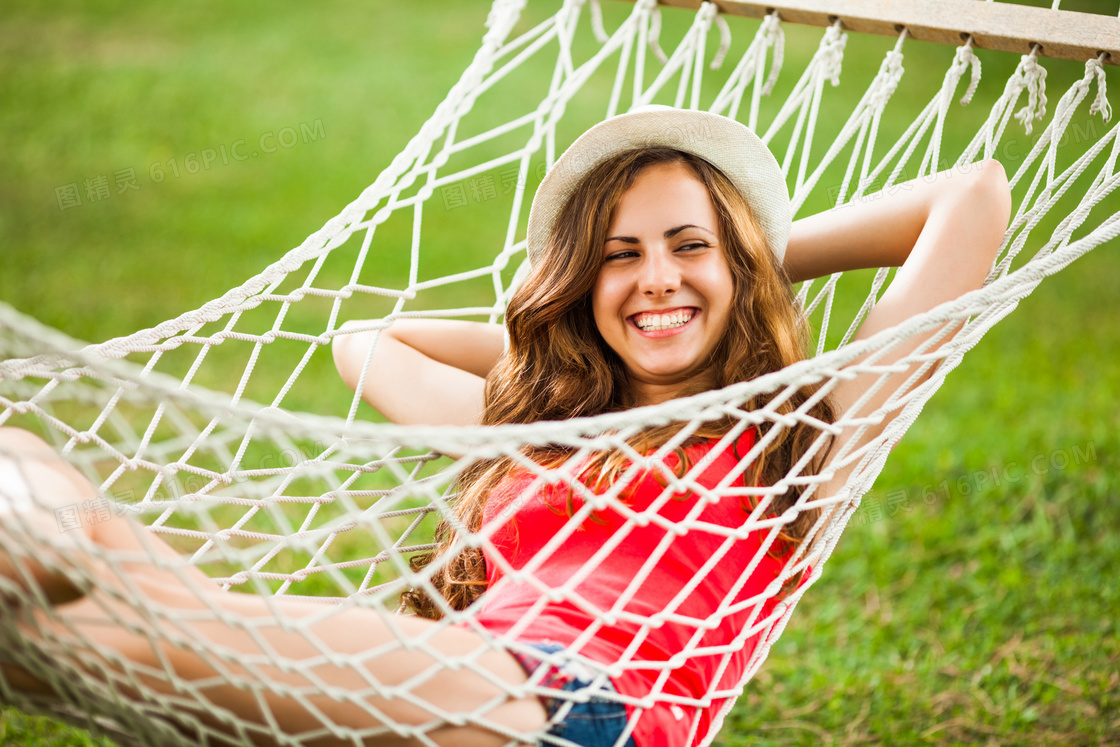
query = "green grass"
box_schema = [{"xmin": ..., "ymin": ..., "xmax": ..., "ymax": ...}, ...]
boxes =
[{"xmin": 1, "ymin": 1, "xmax": 1118, "ymax": 744}]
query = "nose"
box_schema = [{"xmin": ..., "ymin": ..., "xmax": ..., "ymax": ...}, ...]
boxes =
[{"xmin": 638, "ymin": 249, "xmax": 680, "ymax": 297}]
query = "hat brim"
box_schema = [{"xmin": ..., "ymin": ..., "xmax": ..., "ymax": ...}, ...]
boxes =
[{"xmin": 525, "ymin": 107, "xmax": 791, "ymax": 267}]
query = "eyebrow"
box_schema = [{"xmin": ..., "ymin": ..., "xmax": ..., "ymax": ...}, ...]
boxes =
[{"xmin": 604, "ymin": 224, "xmax": 716, "ymax": 244}]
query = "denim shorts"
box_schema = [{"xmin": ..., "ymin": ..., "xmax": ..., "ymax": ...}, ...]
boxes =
[{"xmin": 510, "ymin": 642, "xmax": 638, "ymax": 747}]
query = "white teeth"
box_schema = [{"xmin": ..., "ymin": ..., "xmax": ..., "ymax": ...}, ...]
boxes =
[{"xmin": 635, "ymin": 310, "xmax": 694, "ymax": 331}]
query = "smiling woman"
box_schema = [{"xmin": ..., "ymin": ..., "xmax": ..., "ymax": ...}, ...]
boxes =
[
  {"xmin": 594, "ymin": 158, "xmax": 736, "ymax": 404},
  {"xmin": 1, "ymin": 102, "xmax": 1011, "ymax": 747},
  {"xmin": 330, "ymin": 106, "xmax": 1011, "ymax": 746},
  {"xmin": 3, "ymin": 0, "xmax": 1118, "ymax": 744}
]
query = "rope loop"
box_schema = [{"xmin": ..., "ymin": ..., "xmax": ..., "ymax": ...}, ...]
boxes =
[
  {"xmin": 954, "ymin": 39, "xmax": 982, "ymax": 106},
  {"xmin": 936, "ymin": 41, "xmax": 980, "ymax": 114},
  {"xmin": 589, "ymin": 0, "xmax": 610, "ymax": 44},
  {"xmin": 689, "ymin": 1, "xmax": 729, "ymax": 72},
  {"xmin": 710, "ymin": 12, "xmax": 732, "ymax": 70}
]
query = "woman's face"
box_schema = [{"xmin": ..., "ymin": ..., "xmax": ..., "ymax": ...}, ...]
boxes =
[{"xmin": 591, "ymin": 161, "xmax": 734, "ymax": 406}]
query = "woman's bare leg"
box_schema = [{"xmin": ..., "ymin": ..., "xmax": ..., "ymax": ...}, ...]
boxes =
[
  {"xmin": 0, "ymin": 428, "xmax": 548, "ymax": 746},
  {"xmin": 0, "ymin": 427, "xmax": 98, "ymax": 603}
]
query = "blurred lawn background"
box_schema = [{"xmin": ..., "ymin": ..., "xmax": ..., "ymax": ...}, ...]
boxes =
[{"xmin": 1, "ymin": 0, "xmax": 1118, "ymax": 744}]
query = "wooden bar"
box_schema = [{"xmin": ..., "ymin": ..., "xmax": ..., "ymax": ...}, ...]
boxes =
[{"xmin": 627, "ymin": 0, "xmax": 1119, "ymax": 65}]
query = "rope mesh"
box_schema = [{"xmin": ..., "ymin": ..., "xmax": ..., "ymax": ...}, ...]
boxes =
[{"xmin": 1, "ymin": 1, "xmax": 1117, "ymax": 745}]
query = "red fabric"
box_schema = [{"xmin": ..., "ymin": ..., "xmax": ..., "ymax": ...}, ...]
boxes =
[{"xmin": 470, "ymin": 431, "xmax": 799, "ymax": 747}]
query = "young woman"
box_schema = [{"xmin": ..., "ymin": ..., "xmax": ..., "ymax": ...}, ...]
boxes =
[{"xmin": 1, "ymin": 108, "xmax": 1010, "ymax": 747}]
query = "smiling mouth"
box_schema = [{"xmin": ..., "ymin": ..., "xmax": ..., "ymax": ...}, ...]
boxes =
[{"xmin": 631, "ymin": 308, "xmax": 698, "ymax": 332}]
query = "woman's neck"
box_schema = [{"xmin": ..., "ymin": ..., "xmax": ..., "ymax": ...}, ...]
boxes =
[{"xmin": 628, "ymin": 371, "xmax": 718, "ymax": 407}]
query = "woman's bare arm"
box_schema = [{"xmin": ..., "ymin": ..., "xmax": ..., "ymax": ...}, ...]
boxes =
[
  {"xmin": 332, "ymin": 320, "xmax": 504, "ymax": 426},
  {"xmin": 0, "ymin": 428, "xmax": 547, "ymax": 744},
  {"xmin": 785, "ymin": 160, "xmax": 1012, "ymax": 498},
  {"xmin": 784, "ymin": 160, "xmax": 1009, "ymax": 286}
]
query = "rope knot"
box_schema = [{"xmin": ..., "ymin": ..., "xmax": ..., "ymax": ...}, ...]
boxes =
[
  {"xmin": 696, "ymin": 0, "xmax": 719, "ymax": 23},
  {"xmin": 760, "ymin": 13, "xmax": 786, "ymax": 95},
  {"xmin": 1014, "ymin": 46, "xmax": 1048, "ymax": 135},
  {"xmin": 954, "ymin": 41, "xmax": 982, "ymax": 106},
  {"xmin": 691, "ymin": 1, "xmax": 732, "ymax": 71},
  {"xmin": 819, "ymin": 23, "xmax": 847, "ymax": 87},
  {"xmin": 484, "ymin": 0, "xmax": 526, "ymax": 33},
  {"xmin": 1085, "ymin": 56, "xmax": 1112, "ymax": 122},
  {"xmin": 869, "ymin": 49, "xmax": 906, "ymax": 109}
]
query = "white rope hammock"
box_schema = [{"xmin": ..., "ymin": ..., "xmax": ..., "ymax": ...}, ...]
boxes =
[{"xmin": 0, "ymin": 0, "xmax": 1117, "ymax": 744}]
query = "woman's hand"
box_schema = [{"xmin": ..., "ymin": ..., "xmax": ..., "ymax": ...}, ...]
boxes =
[{"xmin": 332, "ymin": 320, "xmax": 505, "ymax": 426}]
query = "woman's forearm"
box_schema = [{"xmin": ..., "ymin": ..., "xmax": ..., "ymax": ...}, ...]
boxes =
[
  {"xmin": 332, "ymin": 320, "xmax": 504, "ymax": 427},
  {"xmin": 377, "ymin": 319, "xmax": 505, "ymax": 379},
  {"xmin": 783, "ymin": 161, "xmax": 1001, "ymax": 283},
  {"xmin": 805, "ymin": 159, "xmax": 1010, "ymax": 509}
]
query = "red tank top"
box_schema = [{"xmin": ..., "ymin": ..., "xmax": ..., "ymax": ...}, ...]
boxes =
[{"xmin": 471, "ymin": 430, "xmax": 802, "ymax": 746}]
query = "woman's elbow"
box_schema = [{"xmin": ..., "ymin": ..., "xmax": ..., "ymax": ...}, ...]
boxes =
[
  {"xmin": 331, "ymin": 334, "xmax": 355, "ymax": 390},
  {"xmin": 977, "ymin": 159, "xmax": 1012, "ymax": 232},
  {"xmin": 963, "ymin": 159, "xmax": 1012, "ymax": 262},
  {"xmin": 331, "ymin": 329, "xmax": 373, "ymax": 392}
]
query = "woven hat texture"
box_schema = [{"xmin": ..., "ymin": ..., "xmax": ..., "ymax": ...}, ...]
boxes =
[{"xmin": 526, "ymin": 107, "xmax": 791, "ymax": 266}]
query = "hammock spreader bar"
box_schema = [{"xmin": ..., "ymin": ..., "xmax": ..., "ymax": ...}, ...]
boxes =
[{"xmin": 638, "ymin": 0, "xmax": 1120, "ymax": 65}]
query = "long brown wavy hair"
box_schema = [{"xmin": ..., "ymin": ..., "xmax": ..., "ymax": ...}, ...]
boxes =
[{"xmin": 400, "ymin": 147, "xmax": 835, "ymax": 619}]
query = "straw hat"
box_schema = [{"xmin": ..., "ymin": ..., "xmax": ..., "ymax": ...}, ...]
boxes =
[{"xmin": 525, "ymin": 106, "xmax": 791, "ymax": 267}]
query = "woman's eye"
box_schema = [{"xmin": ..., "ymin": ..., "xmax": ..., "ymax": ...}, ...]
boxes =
[
  {"xmin": 604, "ymin": 250, "xmax": 637, "ymax": 261},
  {"xmin": 678, "ymin": 242, "xmax": 708, "ymax": 252}
]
